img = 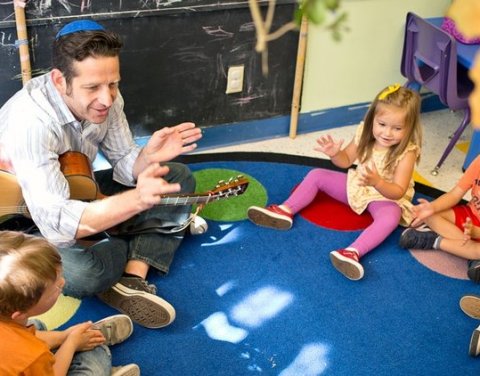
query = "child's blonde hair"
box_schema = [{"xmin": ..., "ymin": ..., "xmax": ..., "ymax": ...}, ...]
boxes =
[
  {"xmin": 358, "ymin": 85, "xmax": 422, "ymax": 173},
  {"xmin": 0, "ymin": 231, "xmax": 61, "ymax": 317}
]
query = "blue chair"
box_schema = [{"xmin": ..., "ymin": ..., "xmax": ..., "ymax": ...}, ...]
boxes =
[{"xmin": 400, "ymin": 12, "xmax": 473, "ymax": 175}]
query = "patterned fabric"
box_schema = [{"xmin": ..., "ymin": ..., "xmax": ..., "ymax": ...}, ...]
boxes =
[
  {"xmin": 441, "ymin": 17, "xmax": 480, "ymax": 45},
  {"xmin": 346, "ymin": 123, "xmax": 420, "ymax": 226},
  {"xmin": 0, "ymin": 73, "xmax": 141, "ymax": 247}
]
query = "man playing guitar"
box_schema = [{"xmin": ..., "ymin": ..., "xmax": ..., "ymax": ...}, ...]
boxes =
[{"xmin": 0, "ymin": 18, "xmax": 202, "ymax": 329}]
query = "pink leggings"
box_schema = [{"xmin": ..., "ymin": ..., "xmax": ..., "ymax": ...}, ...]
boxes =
[{"xmin": 283, "ymin": 168, "xmax": 402, "ymax": 257}]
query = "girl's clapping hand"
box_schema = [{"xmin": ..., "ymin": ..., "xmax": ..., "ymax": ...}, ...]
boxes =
[
  {"xmin": 357, "ymin": 160, "xmax": 380, "ymax": 187},
  {"xmin": 314, "ymin": 134, "xmax": 344, "ymax": 158}
]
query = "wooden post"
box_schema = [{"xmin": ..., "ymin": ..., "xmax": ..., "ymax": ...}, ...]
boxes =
[
  {"xmin": 14, "ymin": 4, "xmax": 32, "ymax": 85},
  {"xmin": 289, "ymin": 16, "xmax": 308, "ymax": 139}
]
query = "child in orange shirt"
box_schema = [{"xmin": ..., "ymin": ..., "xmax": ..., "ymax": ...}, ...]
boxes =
[
  {"xmin": 0, "ymin": 231, "xmax": 139, "ymax": 376},
  {"xmin": 399, "ymin": 154, "xmax": 480, "ymax": 282}
]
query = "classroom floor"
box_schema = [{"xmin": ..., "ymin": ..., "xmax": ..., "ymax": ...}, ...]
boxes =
[{"xmin": 198, "ymin": 108, "xmax": 473, "ymax": 196}]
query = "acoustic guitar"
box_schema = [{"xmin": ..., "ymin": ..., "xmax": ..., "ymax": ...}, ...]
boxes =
[{"xmin": 0, "ymin": 151, "xmax": 249, "ymax": 220}]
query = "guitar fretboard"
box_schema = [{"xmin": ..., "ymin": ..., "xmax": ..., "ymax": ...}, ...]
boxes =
[
  {"xmin": 159, "ymin": 194, "xmax": 212, "ymax": 206},
  {"xmin": 159, "ymin": 189, "xmax": 241, "ymax": 206}
]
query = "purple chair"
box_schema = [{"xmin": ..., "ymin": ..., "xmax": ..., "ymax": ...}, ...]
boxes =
[{"xmin": 400, "ymin": 12, "xmax": 473, "ymax": 175}]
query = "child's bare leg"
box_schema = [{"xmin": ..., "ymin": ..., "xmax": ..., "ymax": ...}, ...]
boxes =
[
  {"xmin": 423, "ymin": 210, "xmax": 480, "ymax": 258},
  {"xmin": 436, "ymin": 238, "xmax": 480, "ymax": 259},
  {"xmin": 423, "ymin": 209, "xmax": 460, "ymax": 239}
]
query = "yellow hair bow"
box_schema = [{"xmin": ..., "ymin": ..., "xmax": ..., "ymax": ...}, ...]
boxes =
[{"xmin": 378, "ymin": 83, "xmax": 401, "ymax": 100}]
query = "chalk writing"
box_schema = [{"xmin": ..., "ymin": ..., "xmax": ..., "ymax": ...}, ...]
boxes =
[
  {"xmin": 0, "ymin": 31, "xmax": 15, "ymax": 47},
  {"xmin": 202, "ymin": 26, "xmax": 234, "ymax": 40}
]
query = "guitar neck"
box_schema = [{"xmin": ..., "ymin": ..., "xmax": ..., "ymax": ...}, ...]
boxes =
[{"xmin": 159, "ymin": 193, "xmax": 214, "ymax": 206}]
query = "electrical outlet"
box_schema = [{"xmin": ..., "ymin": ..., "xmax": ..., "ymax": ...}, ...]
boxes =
[{"xmin": 226, "ymin": 65, "xmax": 244, "ymax": 94}]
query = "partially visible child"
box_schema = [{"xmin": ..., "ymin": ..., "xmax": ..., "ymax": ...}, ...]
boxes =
[
  {"xmin": 459, "ymin": 294, "xmax": 480, "ymax": 356},
  {"xmin": 0, "ymin": 231, "xmax": 140, "ymax": 376},
  {"xmin": 248, "ymin": 85, "xmax": 422, "ymax": 280},
  {"xmin": 399, "ymin": 0, "xmax": 480, "ymax": 281},
  {"xmin": 399, "ymin": 153, "xmax": 480, "ymax": 283}
]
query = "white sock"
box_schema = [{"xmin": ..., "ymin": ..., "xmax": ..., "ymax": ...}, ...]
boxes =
[{"xmin": 345, "ymin": 247, "xmax": 360, "ymax": 256}]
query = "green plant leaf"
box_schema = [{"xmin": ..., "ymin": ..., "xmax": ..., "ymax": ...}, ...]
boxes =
[{"xmin": 304, "ymin": 0, "xmax": 327, "ymax": 25}]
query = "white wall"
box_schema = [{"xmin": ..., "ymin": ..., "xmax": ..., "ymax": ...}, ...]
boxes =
[{"xmin": 301, "ymin": 0, "xmax": 452, "ymax": 113}]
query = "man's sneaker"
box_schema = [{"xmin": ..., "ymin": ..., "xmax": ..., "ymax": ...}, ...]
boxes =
[
  {"xmin": 111, "ymin": 363, "xmax": 140, "ymax": 376},
  {"xmin": 93, "ymin": 314, "xmax": 133, "ymax": 346},
  {"xmin": 97, "ymin": 276, "xmax": 176, "ymax": 329},
  {"xmin": 460, "ymin": 294, "xmax": 480, "ymax": 319},
  {"xmin": 468, "ymin": 260, "xmax": 480, "ymax": 283},
  {"xmin": 399, "ymin": 227, "xmax": 439, "ymax": 250},
  {"xmin": 329, "ymin": 249, "xmax": 364, "ymax": 281},
  {"xmin": 247, "ymin": 205, "xmax": 293, "ymax": 230},
  {"xmin": 469, "ymin": 325, "xmax": 480, "ymax": 357}
]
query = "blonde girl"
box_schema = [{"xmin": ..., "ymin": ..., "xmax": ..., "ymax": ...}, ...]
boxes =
[{"xmin": 248, "ymin": 85, "xmax": 422, "ymax": 280}]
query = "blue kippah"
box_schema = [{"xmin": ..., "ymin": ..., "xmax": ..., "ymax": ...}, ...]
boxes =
[{"xmin": 55, "ymin": 20, "xmax": 105, "ymax": 39}]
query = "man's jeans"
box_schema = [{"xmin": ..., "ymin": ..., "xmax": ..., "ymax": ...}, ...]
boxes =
[{"xmin": 58, "ymin": 162, "xmax": 195, "ymax": 298}]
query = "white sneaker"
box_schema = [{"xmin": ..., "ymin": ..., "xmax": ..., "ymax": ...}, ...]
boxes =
[
  {"xmin": 93, "ymin": 314, "xmax": 133, "ymax": 346},
  {"xmin": 111, "ymin": 363, "xmax": 140, "ymax": 376},
  {"xmin": 189, "ymin": 215, "xmax": 208, "ymax": 235}
]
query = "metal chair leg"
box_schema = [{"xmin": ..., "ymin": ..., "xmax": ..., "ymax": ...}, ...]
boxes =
[{"xmin": 431, "ymin": 107, "xmax": 471, "ymax": 175}]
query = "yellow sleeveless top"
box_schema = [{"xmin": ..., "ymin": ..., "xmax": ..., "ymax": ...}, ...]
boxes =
[{"xmin": 346, "ymin": 123, "xmax": 420, "ymax": 227}]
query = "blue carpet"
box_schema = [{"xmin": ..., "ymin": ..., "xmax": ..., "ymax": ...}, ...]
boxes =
[{"xmin": 64, "ymin": 154, "xmax": 479, "ymax": 375}]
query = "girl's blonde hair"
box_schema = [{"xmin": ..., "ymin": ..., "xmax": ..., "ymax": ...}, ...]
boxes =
[
  {"xmin": 357, "ymin": 85, "xmax": 422, "ymax": 173},
  {"xmin": 0, "ymin": 231, "xmax": 61, "ymax": 317}
]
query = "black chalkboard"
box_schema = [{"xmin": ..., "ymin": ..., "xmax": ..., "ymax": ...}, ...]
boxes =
[
  {"xmin": 0, "ymin": 1, "xmax": 295, "ymax": 23},
  {"xmin": 0, "ymin": 1, "xmax": 298, "ymax": 136}
]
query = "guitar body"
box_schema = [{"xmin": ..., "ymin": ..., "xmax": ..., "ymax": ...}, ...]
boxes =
[
  {"xmin": 59, "ymin": 152, "xmax": 102, "ymax": 201},
  {"xmin": 0, "ymin": 151, "xmax": 101, "ymax": 220}
]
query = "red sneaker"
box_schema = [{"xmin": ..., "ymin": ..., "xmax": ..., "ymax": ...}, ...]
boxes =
[
  {"xmin": 247, "ymin": 205, "xmax": 293, "ymax": 230},
  {"xmin": 330, "ymin": 249, "xmax": 364, "ymax": 281}
]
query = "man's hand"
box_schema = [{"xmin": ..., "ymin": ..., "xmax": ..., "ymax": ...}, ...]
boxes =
[
  {"xmin": 135, "ymin": 164, "xmax": 181, "ymax": 210},
  {"xmin": 143, "ymin": 122, "xmax": 202, "ymax": 165}
]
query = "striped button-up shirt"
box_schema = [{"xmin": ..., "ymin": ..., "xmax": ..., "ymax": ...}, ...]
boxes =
[{"xmin": 0, "ymin": 73, "xmax": 141, "ymax": 247}]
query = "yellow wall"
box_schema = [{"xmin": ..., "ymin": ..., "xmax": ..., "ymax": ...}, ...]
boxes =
[{"xmin": 301, "ymin": 0, "xmax": 452, "ymax": 114}]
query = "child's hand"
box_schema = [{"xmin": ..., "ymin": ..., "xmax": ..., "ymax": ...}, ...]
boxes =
[
  {"xmin": 410, "ymin": 198, "xmax": 434, "ymax": 227},
  {"xmin": 463, "ymin": 217, "xmax": 473, "ymax": 245},
  {"xmin": 314, "ymin": 134, "xmax": 344, "ymax": 158},
  {"xmin": 65, "ymin": 322, "xmax": 106, "ymax": 351},
  {"xmin": 357, "ymin": 161, "xmax": 380, "ymax": 187}
]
